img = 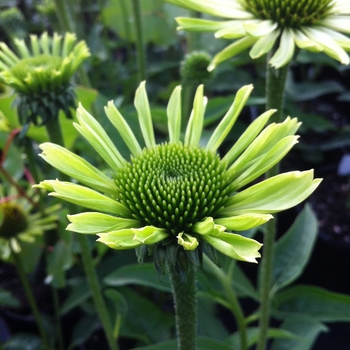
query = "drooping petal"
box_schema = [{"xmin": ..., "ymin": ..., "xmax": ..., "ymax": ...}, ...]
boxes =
[
  {"xmin": 250, "ymin": 29, "xmax": 280, "ymax": 59},
  {"xmin": 133, "ymin": 226, "xmax": 169, "ymax": 244},
  {"xmin": 39, "ymin": 143, "xmax": 117, "ymax": 195},
  {"xmin": 184, "ymin": 85, "xmax": 206, "ymax": 147},
  {"xmin": 215, "ymin": 22, "xmax": 246, "ymax": 39},
  {"xmin": 269, "ymin": 28, "xmax": 295, "ymax": 68},
  {"xmin": 134, "ymin": 81, "xmax": 155, "ymax": 149},
  {"xmin": 208, "ymin": 36, "xmax": 258, "ymax": 71},
  {"xmin": 292, "ymin": 30, "xmax": 323, "ymax": 52},
  {"xmin": 67, "ymin": 212, "xmax": 139, "ymax": 234},
  {"xmin": 167, "ymin": 0, "xmax": 253, "ymax": 19},
  {"xmin": 177, "ymin": 232, "xmax": 199, "ymax": 250},
  {"xmin": 176, "ymin": 18, "xmax": 237, "ymax": 33},
  {"xmin": 321, "ymin": 15, "xmax": 350, "ymax": 34},
  {"xmin": 192, "ymin": 217, "xmax": 226, "ymax": 236},
  {"xmin": 75, "ymin": 103, "xmax": 126, "ymax": 172},
  {"xmin": 214, "ymin": 213, "xmax": 273, "ymax": 231},
  {"xmin": 36, "ymin": 180, "xmax": 130, "ymax": 216},
  {"xmin": 97, "ymin": 229, "xmax": 140, "ymax": 250},
  {"xmin": 206, "ymin": 84, "xmax": 253, "ymax": 152},
  {"xmin": 167, "ymin": 85, "xmax": 182, "ymax": 143},
  {"xmin": 104, "ymin": 101, "xmax": 142, "ymax": 157},
  {"xmin": 202, "ymin": 232, "xmax": 262, "ymax": 263},
  {"xmin": 221, "ymin": 170, "xmax": 322, "ymax": 215},
  {"xmin": 243, "ymin": 20, "xmax": 278, "ymax": 37}
]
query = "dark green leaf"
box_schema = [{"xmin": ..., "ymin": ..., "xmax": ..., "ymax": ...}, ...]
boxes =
[
  {"xmin": 273, "ymin": 285, "xmax": 350, "ymax": 322},
  {"xmin": 0, "ymin": 287, "xmax": 20, "ymax": 307},
  {"xmin": 104, "ymin": 263, "xmax": 172, "ymax": 292},
  {"xmin": 3, "ymin": 333, "xmax": 42, "ymax": 350},
  {"xmin": 270, "ymin": 204, "xmax": 318, "ymax": 294}
]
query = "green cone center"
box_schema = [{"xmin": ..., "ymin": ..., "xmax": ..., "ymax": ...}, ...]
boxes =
[
  {"xmin": 242, "ymin": 0, "xmax": 334, "ymax": 28},
  {"xmin": 115, "ymin": 143, "xmax": 230, "ymax": 235},
  {"xmin": 0, "ymin": 203, "xmax": 28, "ymax": 239}
]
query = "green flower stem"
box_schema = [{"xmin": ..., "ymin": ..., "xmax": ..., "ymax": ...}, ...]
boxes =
[
  {"xmin": 52, "ymin": 0, "xmax": 76, "ymax": 34},
  {"xmin": 204, "ymin": 256, "xmax": 247, "ymax": 350},
  {"xmin": 167, "ymin": 259, "xmax": 197, "ymax": 350},
  {"xmin": 11, "ymin": 249, "xmax": 52, "ymax": 350},
  {"xmin": 257, "ymin": 53, "xmax": 289, "ymax": 350},
  {"xmin": 131, "ymin": 0, "xmax": 147, "ymax": 81},
  {"xmin": 187, "ymin": 11, "xmax": 201, "ymax": 52},
  {"xmin": 120, "ymin": 0, "xmax": 133, "ymax": 63},
  {"xmin": 45, "ymin": 117, "xmax": 119, "ymax": 350},
  {"xmin": 51, "ymin": 286, "xmax": 64, "ymax": 350}
]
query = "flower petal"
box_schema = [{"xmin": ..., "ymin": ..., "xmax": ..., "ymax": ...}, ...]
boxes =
[
  {"xmin": 167, "ymin": 85, "xmax": 182, "ymax": 143},
  {"xmin": 97, "ymin": 229, "xmax": 140, "ymax": 250},
  {"xmin": 206, "ymin": 84, "xmax": 253, "ymax": 152},
  {"xmin": 67, "ymin": 212, "xmax": 139, "ymax": 234},
  {"xmin": 75, "ymin": 103, "xmax": 126, "ymax": 172},
  {"xmin": 177, "ymin": 232, "xmax": 199, "ymax": 250},
  {"xmin": 215, "ymin": 213, "xmax": 273, "ymax": 231},
  {"xmin": 104, "ymin": 101, "xmax": 143, "ymax": 157},
  {"xmin": 243, "ymin": 20, "xmax": 277, "ymax": 37},
  {"xmin": 321, "ymin": 16, "xmax": 350, "ymax": 35},
  {"xmin": 202, "ymin": 232, "xmax": 262, "ymax": 263},
  {"xmin": 39, "ymin": 143, "xmax": 117, "ymax": 196},
  {"xmin": 176, "ymin": 18, "xmax": 237, "ymax": 32},
  {"xmin": 192, "ymin": 217, "xmax": 226, "ymax": 236},
  {"xmin": 36, "ymin": 180, "xmax": 130, "ymax": 216},
  {"xmin": 208, "ymin": 36, "xmax": 257, "ymax": 71},
  {"xmin": 269, "ymin": 28, "xmax": 295, "ymax": 68},
  {"xmin": 184, "ymin": 84, "xmax": 205, "ymax": 147},
  {"xmin": 250, "ymin": 29, "xmax": 280, "ymax": 59},
  {"xmin": 292, "ymin": 30, "xmax": 322, "ymax": 51},
  {"xmin": 221, "ymin": 170, "xmax": 322, "ymax": 215},
  {"xmin": 134, "ymin": 81, "xmax": 155, "ymax": 149},
  {"xmin": 132, "ymin": 226, "xmax": 169, "ymax": 244}
]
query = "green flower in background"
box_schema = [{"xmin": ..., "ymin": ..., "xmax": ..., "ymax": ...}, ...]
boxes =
[
  {"xmin": 0, "ymin": 32, "xmax": 90, "ymax": 129},
  {"xmin": 167, "ymin": 0, "xmax": 350, "ymax": 69},
  {"xmin": 36, "ymin": 82, "xmax": 320, "ymax": 271},
  {"xmin": 0, "ymin": 187, "xmax": 60, "ymax": 259}
]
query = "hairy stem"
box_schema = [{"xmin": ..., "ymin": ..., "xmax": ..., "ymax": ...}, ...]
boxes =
[
  {"xmin": 257, "ymin": 54, "xmax": 289, "ymax": 350},
  {"xmin": 167, "ymin": 259, "xmax": 197, "ymax": 350}
]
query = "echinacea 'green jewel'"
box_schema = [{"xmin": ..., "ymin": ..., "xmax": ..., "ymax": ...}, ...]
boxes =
[
  {"xmin": 166, "ymin": 0, "xmax": 350, "ymax": 69},
  {"xmin": 0, "ymin": 186, "xmax": 60, "ymax": 260},
  {"xmin": 36, "ymin": 82, "xmax": 321, "ymax": 272},
  {"xmin": 0, "ymin": 32, "xmax": 90, "ymax": 128}
]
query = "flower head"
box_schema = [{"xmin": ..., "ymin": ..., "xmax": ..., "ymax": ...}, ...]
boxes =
[
  {"xmin": 0, "ymin": 187, "xmax": 60, "ymax": 260},
  {"xmin": 0, "ymin": 32, "xmax": 90, "ymax": 127},
  {"xmin": 167, "ymin": 0, "xmax": 350, "ymax": 69},
  {"xmin": 36, "ymin": 82, "xmax": 321, "ymax": 271}
]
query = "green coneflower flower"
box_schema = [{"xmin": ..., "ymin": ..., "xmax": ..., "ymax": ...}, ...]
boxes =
[
  {"xmin": 0, "ymin": 187, "xmax": 60, "ymax": 260},
  {"xmin": 0, "ymin": 32, "xmax": 90, "ymax": 128},
  {"xmin": 167, "ymin": 0, "xmax": 350, "ymax": 69},
  {"xmin": 35, "ymin": 82, "xmax": 321, "ymax": 271}
]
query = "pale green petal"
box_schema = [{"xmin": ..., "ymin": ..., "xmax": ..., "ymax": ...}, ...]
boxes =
[
  {"xmin": 316, "ymin": 26, "xmax": 350, "ymax": 50},
  {"xmin": 243, "ymin": 20, "xmax": 277, "ymax": 37},
  {"xmin": 222, "ymin": 109, "xmax": 276, "ymax": 166},
  {"xmin": 206, "ymin": 84, "xmax": 253, "ymax": 152},
  {"xmin": 215, "ymin": 22, "xmax": 246, "ymax": 39},
  {"xmin": 167, "ymin": 85, "xmax": 182, "ymax": 143},
  {"xmin": 52, "ymin": 32, "xmax": 62, "ymax": 56},
  {"xmin": 221, "ymin": 170, "xmax": 322, "ymax": 215},
  {"xmin": 321, "ymin": 16, "xmax": 350, "ymax": 34},
  {"xmin": 202, "ymin": 232, "xmax": 262, "ymax": 263},
  {"xmin": 215, "ymin": 213, "xmax": 273, "ymax": 231},
  {"xmin": 134, "ymin": 81, "xmax": 155, "ymax": 149},
  {"xmin": 167, "ymin": 0, "xmax": 253, "ymax": 19},
  {"xmin": 292, "ymin": 30, "xmax": 322, "ymax": 51},
  {"xmin": 269, "ymin": 28, "xmax": 295, "ymax": 68},
  {"xmin": 302, "ymin": 26, "xmax": 350, "ymax": 64},
  {"xmin": 104, "ymin": 101, "xmax": 142, "ymax": 157},
  {"xmin": 176, "ymin": 17, "xmax": 237, "ymax": 32},
  {"xmin": 184, "ymin": 85, "xmax": 205, "ymax": 147},
  {"xmin": 192, "ymin": 217, "xmax": 225, "ymax": 236},
  {"xmin": 0, "ymin": 43, "xmax": 20, "ymax": 66},
  {"xmin": 177, "ymin": 232, "xmax": 199, "ymax": 250},
  {"xmin": 229, "ymin": 135, "xmax": 299, "ymax": 190},
  {"xmin": 30, "ymin": 34, "xmax": 40, "ymax": 56},
  {"xmin": 13, "ymin": 38, "xmax": 31, "ymax": 58},
  {"xmin": 67, "ymin": 212, "xmax": 139, "ymax": 234},
  {"xmin": 208, "ymin": 36, "xmax": 257, "ymax": 71},
  {"xmin": 133, "ymin": 226, "xmax": 169, "ymax": 244},
  {"xmin": 36, "ymin": 180, "xmax": 130, "ymax": 216},
  {"xmin": 39, "ymin": 143, "xmax": 117, "ymax": 195},
  {"xmin": 250, "ymin": 29, "xmax": 280, "ymax": 58},
  {"xmin": 39, "ymin": 32, "xmax": 50, "ymax": 55},
  {"xmin": 97, "ymin": 229, "xmax": 140, "ymax": 250},
  {"xmin": 75, "ymin": 103, "xmax": 126, "ymax": 172}
]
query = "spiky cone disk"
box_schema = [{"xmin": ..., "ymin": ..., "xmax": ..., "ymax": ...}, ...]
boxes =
[
  {"xmin": 167, "ymin": 0, "xmax": 350, "ymax": 69},
  {"xmin": 180, "ymin": 51, "xmax": 212, "ymax": 86},
  {"xmin": 0, "ymin": 32, "xmax": 90, "ymax": 128},
  {"xmin": 36, "ymin": 82, "xmax": 321, "ymax": 276}
]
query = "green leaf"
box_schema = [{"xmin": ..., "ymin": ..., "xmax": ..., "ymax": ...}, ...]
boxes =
[
  {"xmin": 226, "ymin": 327, "xmax": 298, "ymax": 348},
  {"xmin": 273, "ymin": 285, "xmax": 350, "ymax": 322},
  {"xmin": 60, "ymin": 279, "xmax": 91, "ymax": 315},
  {"xmin": 3, "ymin": 333, "xmax": 42, "ymax": 350},
  {"xmin": 104, "ymin": 263, "xmax": 172, "ymax": 292},
  {"xmin": 0, "ymin": 287, "xmax": 20, "ymax": 307},
  {"xmin": 270, "ymin": 319, "xmax": 328, "ymax": 350},
  {"xmin": 133, "ymin": 336, "xmax": 235, "ymax": 350},
  {"xmin": 231, "ymin": 264, "xmax": 258, "ymax": 300},
  {"xmin": 270, "ymin": 204, "xmax": 318, "ymax": 294}
]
